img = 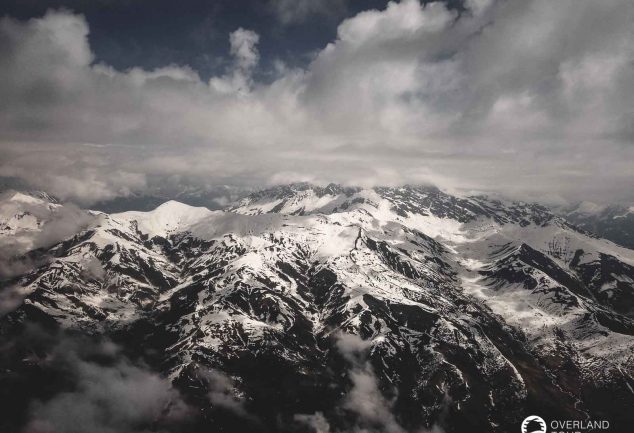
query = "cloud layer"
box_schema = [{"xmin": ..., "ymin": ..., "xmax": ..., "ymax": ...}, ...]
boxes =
[{"xmin": 0, "ymin": 0, "xmax": 633, "ymax": 204}]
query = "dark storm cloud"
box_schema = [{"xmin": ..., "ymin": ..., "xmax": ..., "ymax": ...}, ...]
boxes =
[{"xmin": 0, "ymin": 0, "xmax": 633, "ymax": 204}]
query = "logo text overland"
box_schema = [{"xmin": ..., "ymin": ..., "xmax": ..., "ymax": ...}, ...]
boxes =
[{"xmin": 521, "ymin": 416, "xmax": 610, "ymax": 433}]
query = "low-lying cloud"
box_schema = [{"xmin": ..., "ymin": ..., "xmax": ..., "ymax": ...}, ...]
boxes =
[
  {"xmin": 0, "ymin": 194, "xmax": 98, "ymax": 281},
  {"xmin": 0, "ymin": 0, "xmax": 633, "ymax": 204},
  {"xmin": 3, "ymin": 328, "xmax": 191, "ymax": 433},
  {"xmin": 335, "ymin": 333, "xmax": 447, "ymax": 433},
  {"xmin": 26, "ymin": 359, "xmax": 188, "ymax": 433},
  {"xmin": 196, "ymin": 367, "xmax": 251, "ymax": 418},
  {"xmin": 294, "ymin": 411, "xmax": 331, "ymax": 433},
  {"xmin": 336, "ymin": 333, "xmax": 406, "ymax": 433}
]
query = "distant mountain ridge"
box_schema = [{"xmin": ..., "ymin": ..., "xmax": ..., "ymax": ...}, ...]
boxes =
[
  {"xmin": 559, "ymin": 201, "xmax": 634, "ymax": 249},
  {"xmin": 2, "ymin": 177, "xmax": 632, "ymax": 247}
]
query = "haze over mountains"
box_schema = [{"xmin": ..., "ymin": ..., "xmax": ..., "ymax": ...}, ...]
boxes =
[{"xmin": 1, "ymin": 183, "xmax": 633, "ymax": 433}]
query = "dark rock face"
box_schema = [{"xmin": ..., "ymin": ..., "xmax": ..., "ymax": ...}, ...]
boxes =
[
  {"xmin": 1, "ymin": 185, "xmax": 634, "ymax": 433},
  {"xmin": 572, "ymin": 252, "xmax": 634, "ymax": 317}
]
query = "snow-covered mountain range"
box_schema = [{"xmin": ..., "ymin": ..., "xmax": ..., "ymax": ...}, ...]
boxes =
[{"xmin": 1, "ymin": 184, "xmax": 633, "ymax": 433}]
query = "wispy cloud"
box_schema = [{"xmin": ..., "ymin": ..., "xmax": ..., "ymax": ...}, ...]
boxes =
[
  {"xmin": 336, "ymin": 333, "xmax": 406, "ymax": 433},
  {"xmin": 268, "ymin": 0, "xmax": 347, "ymax": 25}
]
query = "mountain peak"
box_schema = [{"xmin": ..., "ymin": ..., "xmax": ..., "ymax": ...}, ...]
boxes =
[
  {"xmin": 2, "ymin": 189, "xmax": 58, "ymax": 205},
  {"xmin": 113, "ymin": 200, "xmax": 213, "ymax": 237}
]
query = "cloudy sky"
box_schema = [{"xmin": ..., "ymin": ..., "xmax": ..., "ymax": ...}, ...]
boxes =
[{"xmin": 0, "ymin": 0, "xmax": 632, "ymax": 205}]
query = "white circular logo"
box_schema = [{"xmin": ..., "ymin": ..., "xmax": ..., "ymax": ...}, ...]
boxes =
[{"xmin": 521, "ymin": 415, "xmax": 547, "ymax": 433}]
